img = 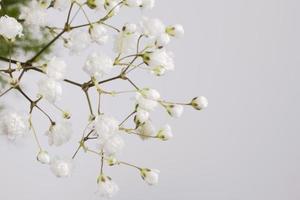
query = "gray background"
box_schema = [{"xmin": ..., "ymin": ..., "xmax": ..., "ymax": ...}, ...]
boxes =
[{"xmin": 1, "ymin": 0, "xmax": 300, "ymax": 199}]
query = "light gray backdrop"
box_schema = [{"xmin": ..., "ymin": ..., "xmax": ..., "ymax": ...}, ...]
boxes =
[{"xmin": 0, "ymin": 0, "xmax": 300, "ymax": 199}]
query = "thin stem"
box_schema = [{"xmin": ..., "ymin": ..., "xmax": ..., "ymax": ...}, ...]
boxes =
[
  {"xmin": 28, "ymin": 30, "xmax": 66, "ymax": 62},
  {"xmin": 97, "ymin": 93, "xmax": 101, "ymax": 115},
  {"xmin": 64, "ymin": 79, "xmax": 82, "ymax": 87},
  {"xmin": 126, "ymin": 77, "xmax": 140, "ymax": 90},
  {"xmin": 29, "ymin": 116, "xmax": 42, "ymax": 151},
  {"xmin": 119, "ymin": 111, "xmax": 136, "ymax": 127},
  {"xmin": 118, "ymin": 161, "xmax": 142, "ymax": 170},
  {"xmin": 0, "ymin": 87, "xmax": 12, "ymax": 97},
  {"xmin": 36, "ymin": 105, "xmax": 55, "ymax": 124},
  {"xmin": 84, "ymin": 90, "xmax": 94, "ymax": 116},
  {"xmin": 66, "ymin": 2, "xmax": 75, "ymax": 24},
  {"xmin": 159, "ymin": 100, "xmax": 191, "ymax": 106}
]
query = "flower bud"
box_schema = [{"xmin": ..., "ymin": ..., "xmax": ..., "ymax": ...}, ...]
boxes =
[
  {"xmin": 139, "ymin": 88, "xmax": 160, "ymax": 101},
  {"xmin": 191, "ymin": 96, "xmax": 208, "ymax": 110},
  {"xmin": 166, "ymin": 24, "xmax": 185, "ymax": 38},
  {"xmin": 50, "ymin": 157, "xmax": 72, "ymax": 178},
  {"xmin": 107, "ymin": 156, "xmax": 118, "ymax": 166},
  {"xmin": 157, "ymin": 124, "xmax": 173, "ymax": 141},
  {"xmin": 140, "ymin": 168, "xmax": 160, "ymax": 185},
  {"xmin": 166, "ymin": 104, "xmax": 184, "ymax": 118},
  {"xmin": 37, "ymin": 150, "xmax": 51, "ymax": 164}
]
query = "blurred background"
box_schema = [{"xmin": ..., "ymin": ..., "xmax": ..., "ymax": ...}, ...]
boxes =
[{"xmin": 0, "ymin": 0, "xmax": 300, "ymax": 199}]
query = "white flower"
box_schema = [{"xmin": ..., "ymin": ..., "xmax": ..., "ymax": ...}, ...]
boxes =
[
  {"xmin": 53, "ymin": 0, "xmax": 70, "ymax": 10},
  {"xmin": 46, "ymin": 57, "xmax": 67, "ymax": 80},
  {"xmin": 166, "ymin": 24, "xmax": 185, "ymax": 38},
  {"xmin": 135, "ymin": 93, "xmax": 158, "ymax": 112},
  {"xmin": 135, "ymin": 108, "xmax": 149, "ymax": 124},
  {"xmin": 141, "ymin": 17, "xmax": 165, "ymax": 38},
  {"xmin": 83, "ymin": 52, "xmax": 114, "ymax": 80},
  {"xmin": 157, "ymin": 124, "xmax": 173, "ymax": 141},
  {"xmin": 64, "ymin": 30, "xmax": 90, "ymax": 53},
  {"xmin": 155, "ymin": 33, "xmax": 170, "ymax": 47},
  {"xmin": 139, "ymin": 88, "xmax": 160, "ymax": 101},
  {"xmin": 122, "ymin": 23, "xmax": 137, "ymax": 35},
  {"xmin": 144, "ymin": 50, "xmax": 175, "ymax": 75},
  {"xmin": 94, "ymin": 114, "xmax": 119, "ymax": 141},
  {"xmin": 140, "ymin": 168, "xmax": 160, "ymax": 185},
  {"xmin": 38, "ymin": 78, "xmax": 62, "ymax": 103},
  {"xmin": 124, "ymin": 0, "xmax": 142, "ymax": 7},
  {"xmin": 137, "ymin": 120, "xmax": 156, "ymax": 140},
  {"xmin": 46, "ymin": 120, "xmax": 72, "ymax": 146},
  {"xmin": 140, "ymin": 0, "xmax": 155, "ymax": 9},
  {"xmin": 89, "ymin": 24, "xmax": 109, "ymax": 44},
  {"xmin": 37, "ymin": 150, "xmax": 51, "ymax": 164},
  {"xmin": 99, "ymin": 135, "xmax": 125, "ymax": 156},
  {"xmin": 166, "ymin": 104, "xmax": 184, "ymax": 118},
  {"xmin": 113, "ymin": 32, "xmax": 139, "ymax": 54},
  {"xmin": 19, "ymin": 1, "xmax": 48, "ymax": 27},
  {"xmin": 50, "ymin": 157, "xmax": 72, "ymax": 177},
  {"xmin": 0, "ymin": 15, "xmax": 23, "ymax": 40},
  {"xmin": 0, "ymin": 111, "xmax": 28, "ymax": 140},
  {"xmin": 97, "ymin": 175, "xmax": 119, "ymax": 198},
  {"xmin": 191, "ymin": 96, "xmax": 208, "ymax": 110}
]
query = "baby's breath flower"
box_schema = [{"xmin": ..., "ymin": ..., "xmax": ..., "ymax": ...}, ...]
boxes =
[
  {"xmin": 139, "ymin": 88, "xmax": 161, "ymax": 101},
  {"xmin": 97, "ymin": 175, "xmax": 119, "ymax": 198},
  {"xmin": 166, "ymin": 24, "xmax": 185, "ymax": 38},
  {"xmin": 46, "ymin": 120, "xmax": 72, "ymax": 146},
  {"xmin": 50, "ymin": 157, "xmax": 72, "ymax": 177},
  {"xmin": 89, "ymin": 24, "xmax": 109, "ymax": 44},
  {"xmin": 113, "ymin": 32, "xmax": 140, "ymax": 54},
  {"xmin": 37, "ymin": 150, "xmax": 51, "ymax": 164},
  {"xmin": 191, "ymin": 96, "xmax": 208, "ymax": 110},
  {"xmin": 45, "ymin": 57, "xmax": 67, "ymax": 80},
  {"xmin": 83, "ymin": 52, "xmax": 114, "ymax": 80},
  {"xmin": 137, "ymin": 120, "xmax": 156, "ymax": 140},
  {"xmin": 141, "ymin": 17, "xmax": 165, "ymax": 38},
  {"xmin": 135, "ymin": 93, "xmax": 158, "ymax": 112},
  {"xmin": 0, "ymin": 15, "xmax": 23, "ymax": 41},
  {"xmin": 19, "ymin": 1, "xmax": 48, "ymax": 27},
  {"xmin": 38, "ymin": 78, "xmax": 63, "ymax": 103},
  {"xmin": 0, "ymin": 110, "xmax": 28, "ymax": 140},
  {"xmin": 166, "ymin": 104, "xmax": 184, "ymax": 118},
  {"xmin": 64, "ymin": 30, "xmax": 90, "ymax": 53},
  {"xmin": 122, "ymin": 23, "xmax": 137, "ymax": 35},
  {"xmin": 157, "ymin": 124, "xmax": 173, "ymax": 141},
  {"xmin": 140, "ymin": 168, "xmax": 160, "ymax": 185},
  {"xmin": 135, "ymin": 108, "xmax": 150, "ymax": 124},
  {"xmin": 98, "ymin": 135, "xmax": 125, "ymax": 156},
  {"xmin": 94, "ymin": 114, "xmax": 119, "ymax": 141}
]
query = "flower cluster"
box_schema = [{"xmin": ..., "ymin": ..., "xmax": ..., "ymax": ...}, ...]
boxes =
[{"xmin": 0, "ymin": 0, "xmax": 208, "ymax": 198}]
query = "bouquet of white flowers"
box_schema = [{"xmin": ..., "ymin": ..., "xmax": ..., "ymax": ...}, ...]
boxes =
[{"xmin": 0, "ymin": 0, "xmax": 208, "ymax": 198}]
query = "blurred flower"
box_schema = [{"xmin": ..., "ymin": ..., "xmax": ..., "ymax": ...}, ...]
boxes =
[
  {"xmin": 0, "ymin": 15, "xmax": 23, "ymax": 41},
  {"xmin": 46, "ymin": 120, "xmax": 72, "ymax": 146}
]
